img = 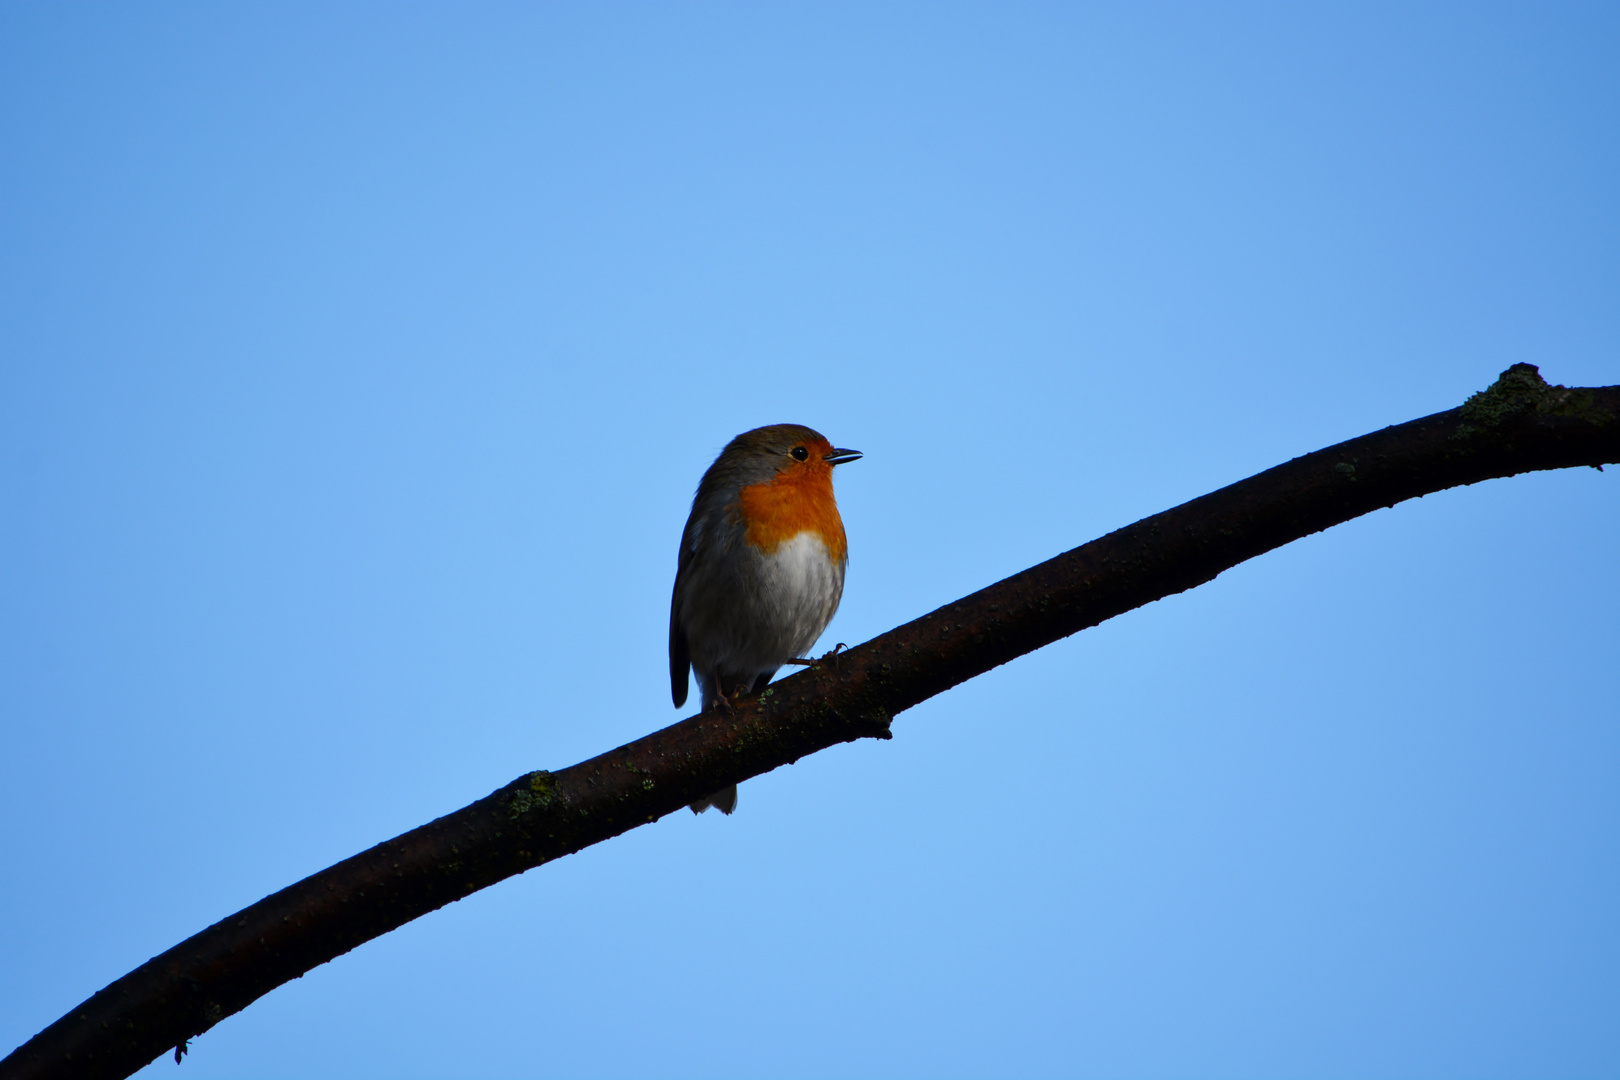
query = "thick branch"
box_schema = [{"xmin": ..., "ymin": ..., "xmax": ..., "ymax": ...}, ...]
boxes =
[{"xmin": 5, "ymin": 365, "xmax": 1616, "ymax": 1080}]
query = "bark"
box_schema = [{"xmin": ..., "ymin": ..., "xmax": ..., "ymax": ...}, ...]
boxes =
[{"xmin": 5, "ymin": 364, "xmax": 1617, "ymax": 1080}]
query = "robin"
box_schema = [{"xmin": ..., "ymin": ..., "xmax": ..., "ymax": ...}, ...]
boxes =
[{"xmin": 670, "ymin": 423, "xmax": 862, "ymax": 815}]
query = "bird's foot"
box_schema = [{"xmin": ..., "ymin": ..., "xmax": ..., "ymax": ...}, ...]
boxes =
[{"xmin": 709, "ymin": 684, "xmax": 736, "ymax": 715}]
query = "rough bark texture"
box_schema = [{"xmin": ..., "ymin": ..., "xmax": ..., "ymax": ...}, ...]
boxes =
[{"xmin": 5, "ymin": 365, "xmax": 1617, "ymax": 1080}]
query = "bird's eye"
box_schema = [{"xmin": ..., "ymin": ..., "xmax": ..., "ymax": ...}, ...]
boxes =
[{"xmin": 790, "ymin": 446, "xmax": 809, "ymax": 461}]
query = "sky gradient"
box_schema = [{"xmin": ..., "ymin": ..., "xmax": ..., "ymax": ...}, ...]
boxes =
[{"xmin": 2, "ymin": 4, "xmax": 1618, "ymax": 1077}]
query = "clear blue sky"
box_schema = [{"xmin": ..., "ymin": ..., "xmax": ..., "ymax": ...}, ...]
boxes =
[{"xmin": 2, "ymin": 4, "xmax": 1617, "ymax": 1078}]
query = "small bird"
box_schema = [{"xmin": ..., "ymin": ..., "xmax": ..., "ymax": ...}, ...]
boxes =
[{"xmin": 670, "ymin": 424, "xmax": 862, "ymax": 814}]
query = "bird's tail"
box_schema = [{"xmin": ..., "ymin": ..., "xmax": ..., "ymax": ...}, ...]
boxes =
[{"xmin": 688, "ymin": 784, "xmax": 738, "ymax": 815}]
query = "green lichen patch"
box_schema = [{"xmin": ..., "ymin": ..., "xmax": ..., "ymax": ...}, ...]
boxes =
[
  {"xmin": 1458, "ymin": 363, "xmax": 1611, "ymax": 432},
  {"xmin": 1460, "ymin": 363, "xmax": 1550, "ymax": 426},
  {"xmin": 506, "ymin": 790, "xmax": 533, "ymax": 818},
  {"xmin": 506, "ymin": 771, "xmax": 556, "ymax": 819}
]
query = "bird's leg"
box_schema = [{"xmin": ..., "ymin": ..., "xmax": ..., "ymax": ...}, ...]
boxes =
[
  {"xmin": 783, "ymin": 657, "xmax": 815, "ymax": 666},
  {"xmin": 706, "ymin": 670, "xmax": 736, "ymax": 715}
]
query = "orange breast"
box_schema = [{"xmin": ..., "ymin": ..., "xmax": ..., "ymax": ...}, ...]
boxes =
[{"xmin": 736, "ymin": 466, "xmax": 848, "ymax": 562}]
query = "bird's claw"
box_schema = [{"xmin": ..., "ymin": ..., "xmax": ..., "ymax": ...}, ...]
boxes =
[
  {"xmin": 786, "ymin": 644, "xmax": 847, "ymax": 671},
  {"xmin": 710, "ymin": 684, "xmax": 736, "ymax": 715}
]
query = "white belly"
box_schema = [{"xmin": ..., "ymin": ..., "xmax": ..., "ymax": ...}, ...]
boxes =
[
  {"xmin": 753, "ymin": 531, "xmax": 845, "ymax": 656},
  {"xmin": 682, "ymin": 529, "xmax": 847, "ymax": 682}
]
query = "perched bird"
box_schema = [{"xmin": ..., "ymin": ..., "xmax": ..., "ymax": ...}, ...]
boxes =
[{"xmin": 670, "ymin": 423, "xmax": 862, "ymax": 814}]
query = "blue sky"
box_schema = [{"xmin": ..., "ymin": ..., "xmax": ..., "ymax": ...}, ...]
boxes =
[{"xmin": 2, "ymin": 4, "xmax": 1617, "ymax": 1077}]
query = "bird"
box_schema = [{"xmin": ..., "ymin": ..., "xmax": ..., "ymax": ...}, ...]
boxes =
[{"xmin": 669, "ymin": 423, "xmax": 862, "ymax": 815}]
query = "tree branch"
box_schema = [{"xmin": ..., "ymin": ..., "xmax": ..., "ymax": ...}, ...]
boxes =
[{"xmin": 5, "ymin": 364, "xmax": 1617, "ymax": 1080}]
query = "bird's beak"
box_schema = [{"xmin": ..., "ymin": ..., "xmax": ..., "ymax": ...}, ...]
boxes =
[{"xmin": 824, "ymin": 448, "xmax": 862, "ymax": 466}]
